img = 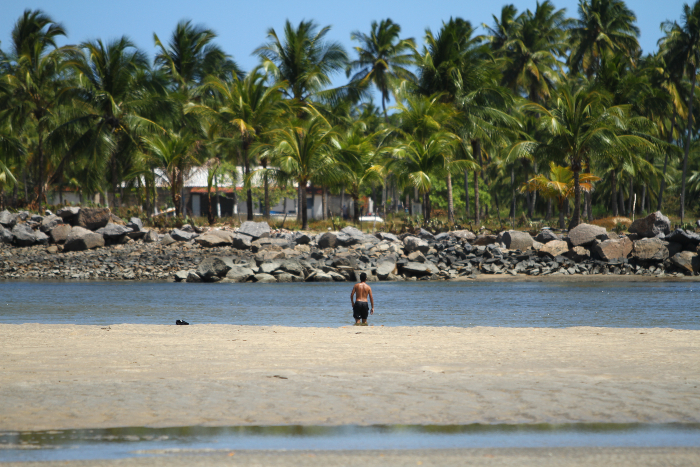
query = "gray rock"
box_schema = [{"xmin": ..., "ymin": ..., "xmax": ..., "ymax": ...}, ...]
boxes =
[
  {"xmin": 417, "ymin": 228, "xmax": 435, "ymax": 240},
  {"xmin": 339, "ymin": 226, "xmax": 379, "ymax": 246},
  {"xmin": 632, "ymin": 237, "xmax": 669, "ymax": 262},
  {"xmin": 291, "ymin": 231, "xmax": 312, "ymax": 245},
  {"xmin": 238, "ymin": 221, "xmax": 271, "ymax": 239},
  {"xmin": 629, "ymin": 211, "xmax": 671, "ymax": 238},
  {"xmin": 196, "ymin": 257, "xmax": 232, "ymax": 280},
  {"xmin": 593, "ymin": 237, "xmax": 633, "ymax": 262},
  {"xmin": 568, "ymin": 223, "xmax": 608, "ymax": 247},
  {"xmin": 77, "ymin": 208, "xmax": 111, "ymax": 230},
  {"xmin": 502, "ymin": 230, "xmax": 534, "ymax": 250},
  {"xmin": 39, "ymin": 214, "xmax": 63, "ymax": 233},
  {"xmin": 56, "ymin": 207, "xmax": 80, "ymax": 224},
  {"xmin": 375, "ymin": 232, "xmax": 399, "ymax": 242},
  {"xmin": 376, "ymin": 260, "xmax": 397, "ymax": 280},
  {"xmin": 318, "ymin": 232, "xmax": 337, "ymax": 249},
  {"xmin": 171, "ymin": 228, "xmax": 198, "ymax": 241},
  {"xmin": 671, "ymin": 251, "xmax": 700, "ymax": 274},
  {"xmin": 143, "ymin": 230, "xmax": 159, "ymax": 243},
  {"xmin": 403, "ymin": 236, "xmax": 430, "ymax": 254},
  {"xmin": 161, "ymin": 234, "xmax": 176, "ymax": 246},
  {"xmin": 252, "ymin": 238, "xmax": 290, "ymax": 250},
  {"xmin": 96, "ymin": 223, "xmax": 132, "ymax": 242},
  {"xmin": 49, "ymin": 224, "xmax": 72, "ymax": 244},
  {"xmin": 539, "ymin": 240, "xmax": 569, "ymax": 258},
  {"xmin": 11, "ymin": 224, "xmax": 36, "ymax": 247},
  {"xmin": 186, "ymin": 271, "xmax": 202, "ymax": 283},
  {"xmin": 280, "ymin": 259, "xmax": 305, "ymax": 276},
  {"xmin": 63, "ymin": 226, "xmax": 105, "ymax": 251},
  {"xmin": 473, "ymin": 235, "xmax": 498, "ymax": 246},
  {"xmin": 231, "ymin": 233, "xmax": 252, "ymax": 250},
  {"xmin": 34, "ymin": 231, "xmax": 49, "ymax": 245},
  {"xmin": 0, "ymin": 210, "xmax": 17, "ymax": 228},
  {"xmin": 311, "ymin": 270, "xmax": 334, "ymax": 282},
  {"xmin": 224, "ymin": 266, "xmax": 255, "ymax": 282},
  {"xmin": 196, "ymin": 230, "xmax": 233, "ymax": 248},
  {"xmin": 254, "ymin": 273, "xmax": 277, "ymax": 283},
  {"xmin": 667, "ymin": 241, "xmax": 683, "ymax": 258},
  {"xmin": 535, "ymin": 229, "xmax": 560, "ymax": 243},
  {"xmin": 568, "ymin": 245, "xmax": 590, "ymax": 261},
  {"xmin": 0, "ymin": 225, "xmax": 12, "ymax": 244},
  {"xmin": 180, "ymin": 224, "xmax": 195, "ymax": 233},
  {"xmin": 30, "ymin": 214, "xmax": 43, "ymax": 223},
  {"xmin": 407, "ymin": 251, "xmax": 426, "ymax": 263},
  {"xmin": 259, "ymin": 260, "xmax": 283, "ymax": 274},
  {"xmin": 666, "ymin": 229, "xmax": 700, "ymax": 247},
  {"xmin": 17, "ymin": 211, "xmax": 29, "ymax": 221},
  {"xmin": 173, "ymin": 270, "xmax": 189, "ymax": 282},
  {"xmin": 127, "ymin": 217, "xmax": 143, "ymax": 232},
  {"xmin": 449, "ymin": 230, "xmax": 476, "ymax": 241},
  {"xmin": 401, "ymin": 261, "xmax": 440, "ymax": 276}
]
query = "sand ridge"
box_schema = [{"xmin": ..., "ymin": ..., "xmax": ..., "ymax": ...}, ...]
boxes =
[{"xmin": 0, "ymin": 324, "xmax": 698, "ymax": 431}]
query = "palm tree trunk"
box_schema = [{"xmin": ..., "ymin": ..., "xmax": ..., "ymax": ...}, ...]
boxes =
[
  {"xmin": 447, "ymin": 172, "xmax": 454, "ymax": 223},
  {"xmin": 680, "ymin": 73, "xmax": 696, "ymax": 223},
  {"xmin": 464, "ymin": 170, "xmax": 470, "ymax": 219},
  {"xmin": 611, "ymin": 168, "xmax": 618, "ymax": 216},
  {"xmin": 558, "ymin": 201, "xmax": 565, "ymax": 230},
  {"xmin": 301, "ymin": 180, "xmax": 309, "ymax": 230},
  {"xmin": 340, "ymin": 186, "xmax": 345, "ymax": 218},
  {"xmin": 37, "ymin": 136, "xmax": 44, "ymax": 213},
  {"xmin": 619, "ymin": 183, "xmax": 626, "ymax": 216},
  {"xmin": 568, "ymin": 167, "xmax": 581, "ymax": 230},
  {"xmin": 546, "ymin": 198, "xmax": 552, "ymax": 221},
  {"xmin": 321, "ymin": 185, "xmax": 327, "ymax": 220},
  {"xmin": 658, "ymin": 110, "xmax": 675, "ymax": 211},
  {"xmin": 640, "ymin": 184, "xmax": 646, "ymax": 215},
  {"xmin": 381, "ymin": 178, "xmax": 386, "ymax": 219},
  {"xmin": 471, "ymin": 140, "xmax": 481, "ymax": 226},
  {"xmin": 297, "ymin": 184, "xmax": 302, "ymax": 222},
  {"xmin": 628, "ymin": 177, "xmax": 634, "ymax": 214},
  {"xmin": 262, "ymin": 159, "xmax": 270, "ymax": 219},
  {"xmin": 352, "ymin": 191, "xmax": 360, "ymax": 222},
  {"xmin": 423, "ymin": 191, "xmax": 431, "ymax": 221},
  {"xmin": 244, "ymin": 159, "xmax": 253, "ymax": 221}
]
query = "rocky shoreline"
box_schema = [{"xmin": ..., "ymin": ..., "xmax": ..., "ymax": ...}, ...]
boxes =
[{"xmin": 0, "ymin": 208, "xmax": 698, "ymax": 282}]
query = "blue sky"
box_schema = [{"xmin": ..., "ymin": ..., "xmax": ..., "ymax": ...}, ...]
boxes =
[{"xmin": 1, "ymin": 0, "xmax": 687, "ymax": 82}]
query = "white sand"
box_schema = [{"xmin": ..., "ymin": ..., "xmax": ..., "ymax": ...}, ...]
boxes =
[{"xmin": 0, "ymin": 325, "xmax": 698, "ymax": 431}]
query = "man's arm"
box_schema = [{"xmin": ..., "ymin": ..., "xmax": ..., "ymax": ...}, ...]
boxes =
[
  {"xmin": 368, "ymin": 286, "xmax": 374, "ymax": 314},
  {"xmin": 350, "ymin": 285, "xmax": 356, "ymax": 307}
]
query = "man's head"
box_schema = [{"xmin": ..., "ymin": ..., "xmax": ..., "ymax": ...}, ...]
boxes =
[{"xmin": 360, "ymin": 272, "xmax": 367, "ymax": 282}]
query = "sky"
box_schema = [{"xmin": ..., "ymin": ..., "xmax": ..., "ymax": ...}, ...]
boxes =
[{"xmin": 1, "ymin": 0, "xmax": 688, "ymax": 91}]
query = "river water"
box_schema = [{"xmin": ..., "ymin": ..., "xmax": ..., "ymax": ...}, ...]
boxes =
[{"xmin": 0, "ymin": 280, "xmax": 697, "ymax": 328}]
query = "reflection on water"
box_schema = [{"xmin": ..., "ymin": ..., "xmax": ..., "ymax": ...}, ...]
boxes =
[
  {"xmin": 0, "ymin": 280, "xmax": 698, "ymax": 328},
  {"xmin": 1, "ymin": 424, "xmax": 699, "ymax": 462}
]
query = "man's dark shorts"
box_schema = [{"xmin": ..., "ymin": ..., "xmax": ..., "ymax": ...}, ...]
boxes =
[{"xmin": 353, "ymin": 301, "xmax": 369, "ymax": 320}]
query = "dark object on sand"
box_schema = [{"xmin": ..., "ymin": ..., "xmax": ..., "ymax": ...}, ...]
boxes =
[{"xmin": 176, "ymin": 319, "xmax": 189, "ymax": 325}]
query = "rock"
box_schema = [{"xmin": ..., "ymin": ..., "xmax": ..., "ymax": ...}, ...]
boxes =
[
  {"xmin": 311, "ymin": 270, "xmax": 334, "ymax": 282},
  {"xmin": 56, "ymin": 207, "xmax": 80, "ymax": 224},
  {"xmin": 231, "ymin": 233, "xmax": 252, "ymax": 250},
  {"xmin": 127, "ymin": 217, "xmax": 143, "ymax": 232},
  {"xmin": 196, "ymin": 231, "xmax": 233, "ymax": 248},
  {"xmin": 417, "ymin": 228, "xmax": 434, "ymax": 240},
  {"xmin": 501, "ymin": 230, "xmax": 534, "ymax": 251},
  {"xmin": 449, "ymin": 230, "xmax": 476, "ymax": 241},
  {"xmin": 375, "ymin": 232, "xmax": 399, "ymax": 242},
  {"xmin": 403, "ymin": 236, "xmax": 430, "ymax": 254},
  {"xmin": 254, "ymin": 273, "xmax": 277, "ymax": 283},
  {"xmin": 531, "ymin": 240, "xmax": 543, "ymax": 251},
  {"xmin": 318, "ymin": 232, "xmax": 337, "ymax": 249},
  {"xmin": 63, "ymin": 226, "xmax": 105, "ymax": 251},
  {"xmin": 0, "ymin": 210, "xmax": 17, "ymax": 228},
  {"xmin": 17, "ymin": 211, "xmax": 29, "ymax": 221},
  {"xmin": 46, "ymin": 245, "xmax": 58, "ymax": 254},
  {"xmin": 259, "ymin": 261, "xmax": 283, "ymax": 274},
  {"xmin": 196, "ymin": 257, "xmax": 231, "ymax": 280},
  {"xmin": 173, "ymin": 270, "xmax": 189, "ymax": 282},
  {"xmin": 252, "ymin": 238, "xmax": 290, "ymax": 251},
  {"xmin": 629, "ymin": 211, "xmax": 671, "ymax": 238},
  {"xmin": 291, "ymin": 231, "xmax": 311, "ymax": 245},
  {"xmin": 96, "ymin": 223, "xmax": 132, "ymax": 242},
  {"xmin": 632, "ymin": 237, "xmax": 669, "ymax": 262},
  {"xmin": 143, "ymin": 230, "xmax": 159, "ymax": 243},
  {"xmin": 401, "ymin": 261, "xmax": 440, "ymax": 276},
  {"xmin": 186, "ymin": 271, "xmax": 202, "ymax": 283},
  {"xmin": 34, "ymin": 231, "xmax": 49, "ymax": 245},
  {"xmin": 407, "ymin": 251, "xmax": 426, "ymax": 262},
  {"xmin": 238, "ymin": 221, "xmax": 271, "ymax": 239},
  {"xmin": 161, "ymin": 234, "xmax": 176, "ymax": 246},
  {"xmin": 0, "ymin": 225, "xmax": 12, "ymax": 244},
  {"xmin": 670, "ymin": 251, "xmax": 700, "ymax": 274},
  {"xmin": 180, "ymin": 224, "xmax": 195, "ymax": 233},
  {"xmin": 666, "ymin": 229, "xmax": 700, "ymax": 247},
  {"xmin": 332, "ymin": 256, "xmax": 357, "ymax": 268},
  {"xmin": 110, "ymin": 214, "xmax": 126, "ymax": 225},
  {"xmin": 667, "ymin": 241, "xmax": 683, "ymax": 258},
  {"xmin": 49, "ymin": 224, "xmax": 72, "ymax": 244},
  {"xmin": 535, "ymin": 229, "xmax": 560, "ymax": 243},
  {"xmin": 280, "ymin": 259, "xmax": 305, "ymax": 276},
  {"xmin": 568, "ymin": 223, "xmax": 608, "ymax": 247},
  {"xmin": 539, "ymin": 240, "xmax": 569, "ymax": 258},
  {"xmin": 224, "ymin": 266, "xmax": 255, "ymax": 282},
  {"xmin": 568, "ymin": 245, "xmax": 590, "ymax": 261},
  {"xmin": 11, "ymin": 224, "xmax": 36, "ymax": 247},
  {"xmin": 593, "ymin": 237, "xmax": 633, "ymax": 262},
  {"xmin": 376, "ymin": 260, "xmax": 397, "ymax": 280},
  {"xmin": 339, "ymin": 226, "xmax": 379, "ymax": 245},
  {"xmin": 473, "ymin": 235, "xmax": 498, "ymax": 246},
  {"xmin": 77, "ymin": 208, "xmax": 111, "ymax": 230},
  {"xmin": 38, "ymin": 215, "xmax": 62, "ymax": 233},
  {"xmin": 171, "ymin": 228, "xmax": 198, "ymax": 241}
]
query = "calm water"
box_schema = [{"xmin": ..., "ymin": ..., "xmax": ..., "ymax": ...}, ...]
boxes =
[
  {"xmin": 0, "ymin": 280, "xmax": 697, "ymax": 328},
  {"xmin": 1, "ymin": 424, "xmax": 699, "ymax": 462}
]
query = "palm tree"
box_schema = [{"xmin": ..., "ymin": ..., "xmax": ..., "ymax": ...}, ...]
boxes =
[
  {"xmin": 347, "ymin": 19, "xmax": 415, "ymax": 117},
  {"xmin": 660, "ymin": 0, "xmax": 700, "ymax": 223},
  {"xmin": 1, "ymin": 9, "xmax": 70, "ymax": 210},
  {"xmin": 568, "ymin": 0, "xmax": 640, "ymax": 77},
  {"xmin": 521, "ymin": 162, "xmax": 600, "ymax": 228}
]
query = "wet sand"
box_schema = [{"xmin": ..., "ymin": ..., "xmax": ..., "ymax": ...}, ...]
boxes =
[{"xmin": 1, "ymin": 325, "xmax": 698, "ymax": 431}]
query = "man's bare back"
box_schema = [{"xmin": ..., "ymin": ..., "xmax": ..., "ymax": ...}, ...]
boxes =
[{"xmin": 350, "ymin": 273, "xmax": 374, "ymax": 325}]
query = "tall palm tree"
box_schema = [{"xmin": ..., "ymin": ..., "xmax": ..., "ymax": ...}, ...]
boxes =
[
  {"xmin": 347, "ymin": 18, "xmax": 415, "ymax": 117},
  {"xmin": 568, "ymin": 0, "xmax": 640, "ymax": 77},
  {"xmin": 660, "ymin": 0, "xmax": 700, "ymax": 223}
]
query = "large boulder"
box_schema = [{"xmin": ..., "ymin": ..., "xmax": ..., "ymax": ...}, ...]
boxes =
[
  {"xmin": 96, "ymin": 223, "xmax": 132, "ymax": 242},
  {"xmin": 77, "ymin": 208, "xmax": 111, "ymax": 230},
  {"xmin": 376, "ymin": 259, "xmax": 398, "ymax": 280},
  {"xmin": 143, "ymin": 230, "xmax": 159, "ymax": 243},
  {"xmin": 280, "ymin": 259, "xmax": 305, "ymax": 276},
  {"xmin": 501, "ymin": 230, "xmax": 534, "ymax": 251},
  {"xmin": 632, "ymin": 237, "xmax": 669, "ymax": 262},
  {"xmin": 196, "ymin": 257, "xmax": 231, "ymax": 281},
  {"xmin": 11, "ymin": 224, "xmax": 36, "ymax": 247},
  {"xmin": 671, "ymin": 251, "xmax": 700, "ymax": 274},
  {"xmin": 375, "ymin": 232, "xmax": 400, "ymax": 242},
  {"xmin": 340, "ymin": 226, "xmax": 379, "ymax": 245},
  {"xmin": 592, "ymin": 237, "xmax": 633, "ymax": 262},
  {"xmin": 535, "ymin": 229, "xmax": 560, "ymax": 244},
  {"xmin": 224, "ymin": 266, "xmax": 255, "ymax": 282},
  {"xmin": 39, "ymin": 214, "xmax": 63, "ymax": 233},
  {"xmin": 171, "ymin": 228, "xmax": 198, "ymax": 241},
  {"xmin": 34, "ymin": 231, "xmax": 49, "ymax": 245},
  {"xmin": 259, "ymin": 260, "xmax": 283, "ymax": 274},
  {"xmin": 629, "ymin": 211, "xmax": 671, "ymax": 238},
  {"xmin": 195, "ymin": 230, "xmax": 233, "ymax": 248},
  {"xmin": 0, "ymin": 225, "xmax": 13, "ymax": 244},
  {"xmin": 238, "ymin": 221, "xmax": 270, "ymax": 239},
  {"xmin": 403, "ymin": 236, "xmax": 430, "ymax": 254},
  {"xmin": 449, "ymin": 230, "xmax": 476, "ymax": 241},
  {"xmin": 0, "ymin": 210, "xmax": 17, "ymax": 228},
  {"xmin": 252, "ymin": 238, "xmax": 290, "ymax": 251},
  {"xmin": 291, "ymin": 231, "xmax": 312, "ymax": 245},
  {"xmin": 56, "ymin": 207, "xmax": 80, "ymax": 224},
  {"xmin": 539, "ymin": 240, "xmax": 569, "ymax": 258},
  {"xmin": 127, "ymin": 217, "xmax": 143, "ymax": 232},
  {"xmin": 568, "ymin": 223, "xmax": 608, "ymax": 247},
  {"xmin": 417, "ymin": 228, "xmax": 435, "ymax": 240},
  {"xmin": 231, "ymin": 233, "xmax": 252, "ymax": 250},
  {"xmin": 666, "ymin": 229, "xmax": 700, "ymax": 248},
  {"xmin": 401, "ymin": 261, "xmax": 440, "ymax": 277},
  {"xmin": 254, "ymin": 273, "xmax": 277, "ymax": 283},
  {"xmin": 63, "ymin": 226, "xmax": 105, "ymax": 251},
  {"xmin": 161, "ymin": 234, "xmax": 176, "ymax": 246},
  {"xmin": 49, "ymin": 224, "xmax": 72, "ymax": 244},
  {"xmin": 318, "ymin": 232, "xmax": 338, "ymax": 249}
]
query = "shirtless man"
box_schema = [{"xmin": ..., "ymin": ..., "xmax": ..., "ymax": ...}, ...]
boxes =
[{"xmin": 350, "ymin": 272, "xmax": 374, "ymax": 326}]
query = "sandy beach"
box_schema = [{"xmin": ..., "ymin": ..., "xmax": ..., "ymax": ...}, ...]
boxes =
[{"xmin": 1, "ymin": 324, "xmax": 698, "ymax": 431}]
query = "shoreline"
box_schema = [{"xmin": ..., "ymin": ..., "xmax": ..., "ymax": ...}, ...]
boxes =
[{"xmin": 1, "ymin": 324, "xmax": 698, "ymax": 432}]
